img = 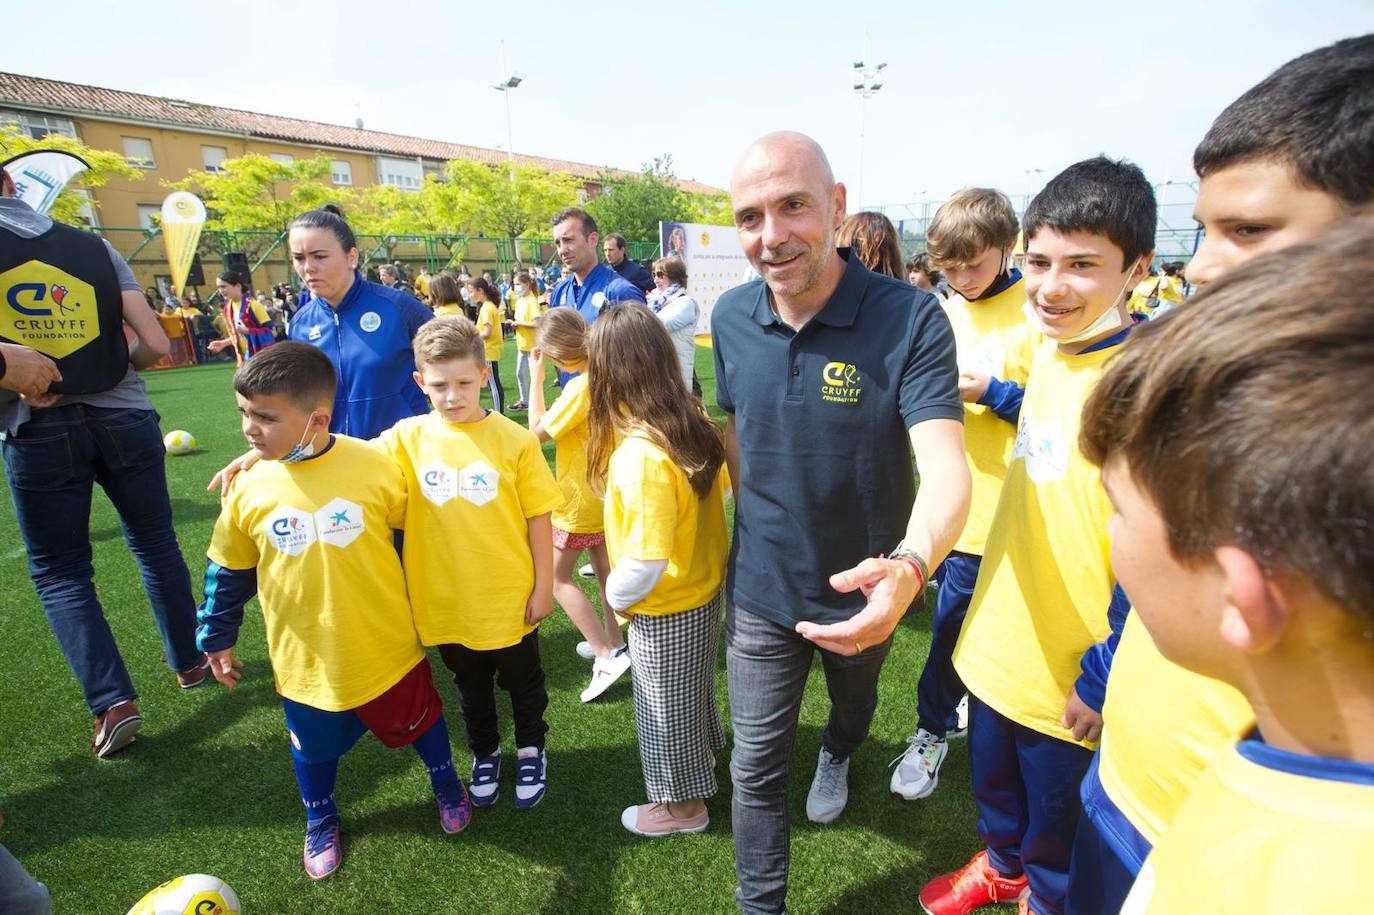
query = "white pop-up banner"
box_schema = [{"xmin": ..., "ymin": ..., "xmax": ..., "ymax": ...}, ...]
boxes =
[{"xmin": 658, "ymin": 221, "xmax": 755, "ymax": 340}]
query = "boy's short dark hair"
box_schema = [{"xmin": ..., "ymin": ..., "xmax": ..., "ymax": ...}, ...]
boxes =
[
  {"xmin": 1193, "ymin": 34, "xmax": 1374, "ymax": 208},
  {"xmin": 1023, "ymin": 156, "xmax": 1157, "ymax": 268},
  {"xmin": 1080, "ymin": 215, "xmax": 1374, "ymax": 623},
  {"xmin": 552, "ymin": 207, "xmax": 598, "ymax": 238},
  {"xmin": 233, "ymin": 341, "xmax": 337, "ymax": 411}
]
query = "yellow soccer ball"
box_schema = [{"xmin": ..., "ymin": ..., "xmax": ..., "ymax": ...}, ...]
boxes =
[
  {"xmin": 163, "ymin": 430, "xmax": 197, "ymax": 456},
  {"xmin": 127, "ymin": 873, "xmax": 241, "ymax": 915}
]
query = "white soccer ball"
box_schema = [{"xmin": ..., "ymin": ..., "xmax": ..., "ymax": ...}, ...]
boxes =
[
  {"xmin": 127, "ymin": 873, "xmax": 241, "ymax": 915},
  {"xmin": 163, "ymin": 430, "xmax": 197, "ymax": 456}
]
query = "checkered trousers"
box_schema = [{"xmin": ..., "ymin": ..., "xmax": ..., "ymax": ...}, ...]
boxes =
[{"xmin": 627, "ymin": 592, "xmax": 727, "ymax": 803}]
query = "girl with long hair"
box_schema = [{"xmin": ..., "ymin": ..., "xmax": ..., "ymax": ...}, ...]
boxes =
[
  {"xmin": 527, "ymin": 309, "xmax": 630, "ymax": 702},
  {"xmin": 585, "ymin": 304, "xmax": 729, "ymax": 837},
  {"xmin": 466, "ymin": 276, "xmax": 506, "ymax": 413},
  {"xmin": 428, "ymin": 273, "xmax": 465, "ymax": 318}
]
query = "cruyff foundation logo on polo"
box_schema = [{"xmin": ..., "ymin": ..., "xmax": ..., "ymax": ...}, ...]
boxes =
[
  {"xmin": 820, "ymin": 361, "xmax": 862, "ymax": 404},
  {"xmin": 0, "ymin": 260, "xmax": 99, "ymax": 359}
]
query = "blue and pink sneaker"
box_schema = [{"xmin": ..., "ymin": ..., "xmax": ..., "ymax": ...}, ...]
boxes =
[
  {"xmin": 303, "ymin": 815, "xmax": 342, "ymax": 880},
  {"xmin": 436, "ymin": 778, "xmax": 473, "ymax": 833}
]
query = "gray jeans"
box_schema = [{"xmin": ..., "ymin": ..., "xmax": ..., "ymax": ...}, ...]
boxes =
[
  {"xmin": 726, "ymin": 605, "xmax": 892, "ymax": 914},
  {"xmin": 0, "ymin": 844, "xmax": 50, "ymax": 915}
]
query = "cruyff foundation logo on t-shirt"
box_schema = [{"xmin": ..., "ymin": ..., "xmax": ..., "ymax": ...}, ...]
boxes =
[
  {"xmin": 265, "ymin": 507, "xmax": 317, "ymax": 556},
  {"xmin": 820, "ymin": 361, "xmax": 862, "ymax": 404},
  {"xmin": 419, "ymin": 461, "xmax": 457, "ymax": 507}
]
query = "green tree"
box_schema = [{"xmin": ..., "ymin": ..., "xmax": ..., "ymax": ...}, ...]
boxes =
[
  {"xmin": 679, "ymin": 190, "xmax": 733, "ymax": 226},
  {"xmin": 444, "ymin": 161, "xmax": 581, "ymax": 238},
  {"xmin": 585, "ymin": 154, "xmax": 690, "ymax": 243},
  {"xmin": 168, "ymin": 153, "xmax": 340, "ymax": 234},
  {"xmin": 0, "ymin": 125, "xmax": 143, "ymax": 224}
]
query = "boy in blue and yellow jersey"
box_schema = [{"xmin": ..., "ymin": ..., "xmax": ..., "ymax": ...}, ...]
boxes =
[
  {"xmin": 891, "ymin": 188, "xmax": 1038, "ymax": 801},
  {"xmin": 920, "ymin": 158, "xmax": 1157, "ymax": 915},
  {"xmin": 377, "ymin": 316, "xmax": 562, "ymax": 811},
  {"xmin": 196, "ymin": 342, "xmax": 471, "ymax": 882},
  {"xmin": 1079, "ymin": 216, "xmax": 1374, "ymax": 914},
  {"xmin": 1066, "ymin": 34, "xmax": 1374, "ymax": 915}
]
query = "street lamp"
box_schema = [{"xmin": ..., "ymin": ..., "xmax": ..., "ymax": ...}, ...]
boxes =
[
  {"xmin": 852, "ymin": 58, "xmax": 886, "ymax": 209},
  {"xmin": 492, "ymin": 73, "xmax": 524, "ymax": 182}
]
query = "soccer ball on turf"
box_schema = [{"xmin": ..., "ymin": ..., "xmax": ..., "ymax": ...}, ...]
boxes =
[
  {"xmin": 126, "ymin": 873, "xmax": 240, "ymax": 915},
  {"xmin": 163, "ymin": 430, "xmax": 197, "ymax": 456}
]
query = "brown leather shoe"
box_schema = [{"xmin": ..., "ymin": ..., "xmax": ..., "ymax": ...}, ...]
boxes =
[
  {"xmin": 93, "ymin": 700, "xmax": 142, "ymax": 758},
  {"xmin": 176, "ymin": 655, "xmax": 211, "ymax": 689}
]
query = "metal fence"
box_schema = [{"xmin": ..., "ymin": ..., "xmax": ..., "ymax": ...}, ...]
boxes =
[
  {"xmin": 875, "ymin": 181, "xmax": 1203, "ymax": 264},
  {"xmin": 90, "ymin": 226, "xmax": 661, "ymax": 297}
]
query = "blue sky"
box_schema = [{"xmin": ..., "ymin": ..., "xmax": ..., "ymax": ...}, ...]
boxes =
[{"xmin": 3, "ymin": 0, "xmax": 1367, "ymax": 208}]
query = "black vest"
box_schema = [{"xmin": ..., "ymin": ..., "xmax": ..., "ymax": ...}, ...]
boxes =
[{"xmin": 0, "ymin": 220, "xmax": 129, "ymax": 394}]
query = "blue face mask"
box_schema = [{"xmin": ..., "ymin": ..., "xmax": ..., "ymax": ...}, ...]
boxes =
[{"xmin": 280, "ymin": 412, "xmax": 320, "ymax": 463}]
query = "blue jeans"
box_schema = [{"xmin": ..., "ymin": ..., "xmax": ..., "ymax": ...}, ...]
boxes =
[
  {"xmin": 0, "ymin": 844, "xmax": 49, "ymax": 915},
  {"xmin": 727, "ymin": 605, "xmax": 892, "ymax": 914},
  {"xmin": 969, "ymin": 695, "xmax": 1094, "ymax": 915},
  {"xmin": 915, "ymin": 551, "xmax": 978, "ymax": 737},
  {"xmin": 3, "ymin": 405, "xmax": 201, "ymax": 715}
]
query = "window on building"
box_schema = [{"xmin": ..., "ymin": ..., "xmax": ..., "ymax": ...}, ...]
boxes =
[
  {"xmin": 269, "ymin": 153, "xmax": 294, "ymax": 165},
  {"xmin": 0, "ymin": 109, "xmax": 77, "ymax": 140},
  {"xmin": 378, "ymin": 156, "xmax": 424, "ymax": 191},
  {"xmin": 137, "ymin": 204, "xmax": 161, "ymax": 230},
  {"xmin": 122, "ymin": 136, "xmax": 156, "ymax": 168},
  {"xmin": 201, "ymin": 145, "xmax": 229, "ymax": 172},
  {"xmin": 331, "ymin": 160, "xmax": 353, "ymax": 186}
]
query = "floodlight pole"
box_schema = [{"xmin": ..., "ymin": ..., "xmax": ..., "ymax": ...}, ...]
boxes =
[{"xmin": 852, "ymin": 38, "xmax": 886, "ymax": 210}]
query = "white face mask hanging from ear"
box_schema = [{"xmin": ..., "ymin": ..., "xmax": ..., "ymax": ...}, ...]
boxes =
[
  {"xmin": 280, "ymin": 411, "xmax": 321, "ymax": 463},
  {"xmin": 1024, "ymin": 257, "xmax": 1143, "ymax": 344}
]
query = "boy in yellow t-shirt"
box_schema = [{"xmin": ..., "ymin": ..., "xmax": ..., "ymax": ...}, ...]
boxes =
[
  {"xmin": 377, "ymin": 316, "xmax": 562, "ymax": 811},
  {"xmin": 1067, "ymin": 35, "xmax": 1374, "ymax": 915},
  {"xmin": 196, "ymin": 342, "xmax": 470, "ymax": 882},
  {"xmin": 921, "ymin": 158, "xmax": 1155, "ymax": 915},
  {"xmin": 510, "ymin": 270, "xmax": 544, "ymax": 410},
  {"xmin": 892, "ymin": 187, "xmax": 1038, "ymax": 802},
  {"xmin": 1081, "ymin": 216, "xmax": 1374, "ymax": 915}
]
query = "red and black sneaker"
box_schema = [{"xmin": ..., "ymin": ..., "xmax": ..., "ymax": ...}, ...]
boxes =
[
  {"xmin": 919, "ymin": 850, "xmax": 1028, "ymax": 915},
  {"xmin": 92, "ymin": 700, "xmax": 142, "ymax": 758}
]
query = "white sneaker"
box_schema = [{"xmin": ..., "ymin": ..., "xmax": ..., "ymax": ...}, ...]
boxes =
[
  {"xmin": 950, "ymin": 695, "xmax": 970, "ymax": 739},
  {"xmin": 580, "ymin": 648, "xmax": 631, "ymax": 703},
  {"xmin": 575, "ymin": 640, "xmax": 596, "ymax": 661},
  {"xmin": 578, "ymin": 563, "xmax": 595, "ymax": 578},
  {"xmin": 889, "ymin": 728, "xmax": 949, "ymax": 800},
  {"xmin": 806, "ymin": 747, "xmax": 850, "ymax": 824}
]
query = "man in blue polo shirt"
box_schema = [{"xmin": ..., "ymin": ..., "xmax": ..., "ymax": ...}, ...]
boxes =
[
  {"xmin": 548, "ymin": 208, "xmax": 646, "ymax": 323},
  {"xmin": 714, "ymin": 132, "xmax": 971, "ymax": 915}
]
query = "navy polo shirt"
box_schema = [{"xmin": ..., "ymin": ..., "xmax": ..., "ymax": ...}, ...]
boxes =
[
  {"xmin": 549, "ymin": 262, "xmax": 646, "ymax": 324},
  {"xmin": 711, "ymin": 249, "xmax": 961, "ymax": 628}
]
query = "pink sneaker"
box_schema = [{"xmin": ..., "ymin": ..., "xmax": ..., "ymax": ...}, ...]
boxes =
[
  {"xmin": 620, "ymin": 802, "xmax": 709, "ymax": 837},
  {"xmin": 303, "ymin": 815, "xmax": 342, "ymax": 880}
]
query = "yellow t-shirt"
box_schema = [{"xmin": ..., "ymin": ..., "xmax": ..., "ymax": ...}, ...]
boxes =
[
  {"xmin": 1097, "ymin": 613, "xmax": 1254, "ymax": 844},
  {"xmin": 953, "ymin": 337, "xmax": 1120, "ymax": 747},
  {"xmin": 478, "ymin": 301, "xmax": 504, "ymax": 362},
  {"xmin": 604, "ymin": 434, "xmax": 728, "ymax": 616},
  {"xmin": 432, "ymin": 303, "xmax": 464, "ymax": 318},
  {"xmin": 514, "ymin": 293, "xmax": 542, "ymax": 352},
  {"xmin": 207, "ymin": 436, "xmax": 422, "ymax": 712},
  {"xmin": 541, "ymin": 375, "xmax": 603, "ymax": 534},
  {"xmin": 416, "ymin": 273, "xmax": 431, "ymax": 301},
  {"xmin": 942, "ymin": 277, "xmax": 1039, "ymax": 556},
  {"xmin": 1127, "ymin": 278, "xmax": 1162, "ymax": 315},
  {"xmin": 1120, "ymin": 740, "xmax": 1374, "ymax": 914},
  {"xmin": 377, "ymin": 410, "xmax": 562, "ymax": 650},
  {"xmin": 1158, "ymin": 275, "xmax": 1184, "ymax": 303}
]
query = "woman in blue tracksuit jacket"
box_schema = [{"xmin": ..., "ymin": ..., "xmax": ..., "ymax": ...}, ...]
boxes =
[{"xmin": 286, "ymin": 208, "xmax": 430, "ymax": 439}]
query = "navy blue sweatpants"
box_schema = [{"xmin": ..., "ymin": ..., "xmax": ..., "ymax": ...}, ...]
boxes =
[
  {"xmin": 915, "ymin": 551, "xmax": 979, "ymax": 737},
  {"xmin": 969, "ymin": 695, "xmax": 1094, "ymax": 915}
]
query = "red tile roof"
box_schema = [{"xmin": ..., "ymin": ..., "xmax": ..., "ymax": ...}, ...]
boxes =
[{"xmin": 0, "ymin": 71, "xmax": 722, "ymax": 194}]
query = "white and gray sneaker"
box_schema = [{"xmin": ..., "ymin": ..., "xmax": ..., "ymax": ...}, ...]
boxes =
[
  {"xmin": 950, "ymin": 695, "xmax": 970, "ymax": 739},
  {"xmin": 579, "ymin": 647, "xmax": 631, "ymax": 703},
  {"xmin": 889, "ymin": 728, "xmax": 949, "ymax": 800},
  {"xmin": 575, "ymin": 640, "xmax": 596, "ymax": 661},
  {"xmin": 578, "ymin": 563, "xmax": 596, "ymax": 578},
  {"xmin": 806, "ymin": 747, "xmax": 850, "ymax": 824}
]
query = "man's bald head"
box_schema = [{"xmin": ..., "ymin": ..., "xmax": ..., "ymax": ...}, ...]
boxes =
[
  {"xmin": 729, "ymin": 132, "xmax": 848, "ymax": 312},
  {"xmin": 731, "ymin": 131, "xmax": 835, "ymax": 195}
]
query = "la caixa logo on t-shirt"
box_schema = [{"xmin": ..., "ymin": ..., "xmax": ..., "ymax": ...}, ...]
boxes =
[{"xmin": 820, "ymin": 361, "xmax": 862, "ymax": 405}]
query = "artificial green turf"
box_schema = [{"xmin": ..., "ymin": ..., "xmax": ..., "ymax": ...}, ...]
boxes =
[{"xmin": 0, "ymin": 342, "xmax": 1013, "ymax": 914}]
